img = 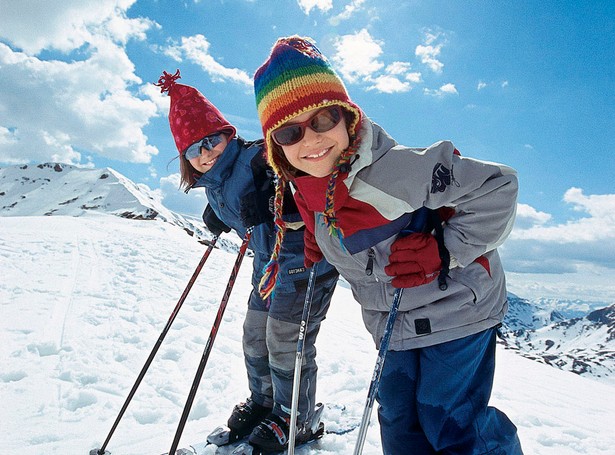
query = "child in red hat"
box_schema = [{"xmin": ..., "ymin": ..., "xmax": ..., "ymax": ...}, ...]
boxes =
[
  {"xmin": 156, "ymin": 70, "xmax": 338, "ymax": 452},
  {"xmin": 254, "ymin": 37, "xmax": 523, "ymax": 455}
]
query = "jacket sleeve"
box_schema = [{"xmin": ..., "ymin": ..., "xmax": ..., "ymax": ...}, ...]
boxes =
[{"xmin": 420, "ymin": 141, "xmax": 518, "ymax": 268}]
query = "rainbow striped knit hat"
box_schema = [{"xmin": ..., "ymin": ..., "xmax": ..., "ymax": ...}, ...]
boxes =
[
  {"xmin": 254, "ymin": 36, "xmax": 362, "ymax": 298},
  {"xmin": 254, "ymin": 36, "xmax": 361, "ymax": 180}
]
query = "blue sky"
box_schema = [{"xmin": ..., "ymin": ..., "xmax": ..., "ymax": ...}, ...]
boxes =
[{"xmin": 1, "ymin": 0, "xmax": 614, "ymax": 301}]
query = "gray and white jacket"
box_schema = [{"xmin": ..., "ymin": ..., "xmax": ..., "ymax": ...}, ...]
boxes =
[{"xmin": 292, "ymin": 118, "xmax": 518, "ymax": 350}]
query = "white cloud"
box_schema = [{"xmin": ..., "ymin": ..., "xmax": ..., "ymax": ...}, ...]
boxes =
[
  {"xmin": 515, "ymin": 203, "xmax": 552, "ymax": 229},
  {"xmin": 0, "ymin": 4, "xmax": 159, "ymax": 166},
  {"xmin": 163, "ymin": 35, "xmax": 251, "ymax": 87},
  {"xmin": 501, "ymin": 80, "xmax": 509, "ymax": 88},
  {"xmin": 386, "ymin": 61, "xmax": 411, "ymax": 75},
  {"xmin": 503, "ymin": 190, "xmax": 615, "ymax": 275},
  {"xmin": 297, "ymin": 0, "xmax": 333, "ymax": 14},
  {"xmin": 478, "ymin": 81, "xmax": 487, "ymax": 91},
  {"xmin": 332, "ymin": 30, "xmax": 384, "ymax": 83},
  {"xmin": 0, "ymin": 0, "xmax": 154, "ymax": 54},
  {"xmin": 331, "ymin": 30, "xmax": 420, "ymax": 94},
  {"xmin": 513, "ymin": 189, "xmax": 615, "ymax": 243},
  {"xmin": 415, "ymin": 30, "xmax": 446, "ymax": 73},
  {"xmin": 368, "ymin": 76, "xmax": 411, "ymax": 94},
  {"xmin": 329, "ymin": 0, "xmax": 367, "ymax": 25},
  {"xmin": 424, "ymin": 83, "xmax": 458, "ymax": 97},
  {"xmin": 439, "ymin": 83, "xmax": 458, "ymax": 95}
]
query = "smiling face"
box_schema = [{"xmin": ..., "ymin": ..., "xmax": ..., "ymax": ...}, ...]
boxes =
[
  {"xmin": 277, "ymin": 106, "xmax": 350, "ymax": 178},
  {"xmin": 187, "ymin": 133, "xmax": 229, "ymax": 173}
]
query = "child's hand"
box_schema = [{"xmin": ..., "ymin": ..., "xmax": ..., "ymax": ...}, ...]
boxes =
[
  {"xmin": 304, "ymin": 229, "xmax": 323, "ymax": 268},
  {"xmin": 385, "ymin": 233, "xmax": 441, "ymax": 288},
  {"xmin": 202, "ymin": 204, "xmax": 231, "ymax": 236},
  {"xmin": 240, "ymin": 191, "xmax": 274, "ymax": 228}
]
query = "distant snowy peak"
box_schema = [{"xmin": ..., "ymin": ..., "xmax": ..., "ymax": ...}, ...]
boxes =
[
  {"xmin": 502, "ymin": 302, "xmax": 615, "ymax": 381},
  {"xmin": 504, "ymin": 293, "xmax": 566, "ymax": 332},
  {"xmin": 0, "ymin": 162, "xmax": 235, "ymax": 249},
  {"xmin": 1, "ymin": 163, "xmax": 165, "ymax": 219}
]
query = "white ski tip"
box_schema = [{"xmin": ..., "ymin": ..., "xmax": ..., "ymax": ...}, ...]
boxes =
[
  {"xmin": 207, "ymin": 425, "xmax": 232, "ymax": 445},
  {"xmin": 230, "ymin": 442, "xmax": 254, "ymax": 455}
]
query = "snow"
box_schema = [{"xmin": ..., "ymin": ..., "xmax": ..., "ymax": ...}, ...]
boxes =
[{"xmin": 1, "ymin": 214, "xmax": 614, "ymax": 455}]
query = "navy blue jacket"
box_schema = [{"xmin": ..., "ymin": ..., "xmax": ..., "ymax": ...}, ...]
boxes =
[{"xmin": 193, "ymin": 137, "xmax": 336, "ymax": 294}]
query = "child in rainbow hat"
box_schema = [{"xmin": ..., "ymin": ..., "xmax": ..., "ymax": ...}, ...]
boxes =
[
  {"xmin": 254, "ymin": 36, "xmax": 523, "ymax": 454},
  {"xmin": 156, "ymin": 69, "xmax": 338, "ymax": 452}
]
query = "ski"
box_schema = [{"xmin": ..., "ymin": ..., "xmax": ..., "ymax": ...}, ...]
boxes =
[
  {"xmin": 229, "ymin": 423, "xmax": 324, "ymax": 455},
  {"xmin": 161, "ymin": 403, "xmax": 357, "ymax": 455},
  {"xmin": 207, "ymin": 425, "xmax": 242, "ymax": 446}
]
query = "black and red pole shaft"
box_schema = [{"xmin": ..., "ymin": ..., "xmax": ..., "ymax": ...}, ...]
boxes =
[
  {"xmin": 91, "ymin": 236, "xmax": 219, "ymax": 455},
  {"xmin": 167, "ymin": 228, "xmax": 253, "ymax": 455}
]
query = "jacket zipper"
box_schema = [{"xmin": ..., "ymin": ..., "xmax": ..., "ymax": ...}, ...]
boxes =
[{"xmin": 365, "ymin": 248, "xmax": 375, "ymax": 276}]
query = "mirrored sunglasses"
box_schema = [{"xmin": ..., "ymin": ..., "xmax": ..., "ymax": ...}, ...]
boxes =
[
  {"xmin": 271, "ymin": 105, "xmax": 343, "ymax": 147},
  {"xmin": 184, "ymin": 133, "xmax": 224, "ymax": 160}
]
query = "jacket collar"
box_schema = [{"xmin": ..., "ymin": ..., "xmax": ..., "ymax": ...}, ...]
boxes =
[
  {"xmin": 193, "ymin": 137, "xmax": 242, "ymax": 188},
  {"xmin": 292, "ymin": 118, "xmax": 397, "ymax": 212}
]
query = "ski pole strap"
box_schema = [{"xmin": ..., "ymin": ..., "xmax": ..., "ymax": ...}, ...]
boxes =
[{"xmin": 429, "ymin": 210, "xmax": 450, "ymax": 291}]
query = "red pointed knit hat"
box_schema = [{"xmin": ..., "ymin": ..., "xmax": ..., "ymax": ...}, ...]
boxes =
[{"xmin": 155, "ymin": 70, "xmax": 236, "ymax": 155}]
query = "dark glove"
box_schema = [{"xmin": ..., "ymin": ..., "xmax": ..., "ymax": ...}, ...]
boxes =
[
  {"xmin": 240, "ymin": 190, "xmax": 274, "ymax": 228},
  {"xmin": 202, "ymin": 204, "xmax": 231, "ymax": 236},
  {"xmin": 304, "ymin": 229, "xmax": 323, "ymax": 268},
  {"xmin": 384, "ymin": 233, "xmax": 441, "ymax": 288}
]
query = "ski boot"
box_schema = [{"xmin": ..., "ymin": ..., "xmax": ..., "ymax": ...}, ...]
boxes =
[
  {"xmin": 247, "ymin": 403, "xmax": 325, "ymax": 453},
  {"xmin": 207, "ymin": 398, "xmax": 272, "ymax": 446}
]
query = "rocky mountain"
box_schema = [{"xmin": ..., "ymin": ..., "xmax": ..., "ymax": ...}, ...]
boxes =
[
  {"xmin": 503, "ymin": 293, "xmax": 566, "ymax": 332},
  {"xmin": 502, "ymin": 296, "xmax": 615, "ymax": 383}
]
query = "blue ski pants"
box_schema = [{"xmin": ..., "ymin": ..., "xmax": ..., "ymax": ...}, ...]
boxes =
[{"xmin": 377, "ymin": 328, "xmax": 523, "ymax": 454}]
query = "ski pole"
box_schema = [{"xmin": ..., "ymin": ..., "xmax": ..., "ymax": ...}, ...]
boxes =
[
  {"xmin": 91, "ymin": 236, "xmax": 219, "ymax": 455},
  {"xmin": 352, "ymin": 286, "xmax": 402, "ymax": 455},
  {"xmin": 287, "ymin": 262, "xmax": 319, "ymax": 455},
  {"xmin": 353, "ymin": 207, "xmax": 430, "ymax": 455},
  {"xmin": 167, "ymin": 228, "xmax": 253, "ymax": 455}
]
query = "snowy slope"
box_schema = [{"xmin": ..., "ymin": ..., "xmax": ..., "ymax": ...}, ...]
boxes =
[{"xmin": 1, "ymin": 214, "xmax": 615, "ymax": 455}]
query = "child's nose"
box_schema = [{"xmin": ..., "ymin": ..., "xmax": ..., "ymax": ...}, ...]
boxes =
[{"xmin": 302, "ymin": 126, "xmax": 323, "ymax": 144}]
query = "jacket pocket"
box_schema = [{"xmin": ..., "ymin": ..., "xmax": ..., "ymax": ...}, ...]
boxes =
[{"xmin": 448, "ymin": 257, "xmax": 493, "ymax": 305}]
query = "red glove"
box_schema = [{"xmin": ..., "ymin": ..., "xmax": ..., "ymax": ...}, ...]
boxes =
[
  {"xmin": 303, "ymin": 229, "xmax": 323, "ymax": 268},
  {"xmin": 384, "ymin": 233, "xmax": 441, "ymax": 288}
]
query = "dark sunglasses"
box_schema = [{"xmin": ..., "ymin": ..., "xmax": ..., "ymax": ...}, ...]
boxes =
[
  {"xmin": 184, "ymin": 133, "xmax": 224, "ymax": 160},
  {"xmin": 271, "ymin": 105, "xmax": 344, "ymax": 146}
]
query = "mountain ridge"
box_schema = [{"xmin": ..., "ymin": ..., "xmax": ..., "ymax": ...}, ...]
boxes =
[{"xmin": 0, "ymin": 162, "xmax": 240, "ymax": 252}]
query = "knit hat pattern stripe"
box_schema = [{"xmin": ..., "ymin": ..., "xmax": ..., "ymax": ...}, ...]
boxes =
[
  {"xmin": 257, "ymin": 76, "xmax": 350, "ymax": 128},
  {"xmin": 255, "ymin": 64, "xmax": 341, "ymax": 107}
]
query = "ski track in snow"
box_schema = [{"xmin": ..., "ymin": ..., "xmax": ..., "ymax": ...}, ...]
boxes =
[{"xmin": 1, "ymin": 214, "xmax": 614, "ymax": 455}]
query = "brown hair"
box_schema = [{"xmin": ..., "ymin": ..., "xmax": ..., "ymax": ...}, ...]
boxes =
[{"xmin": 178, "ymin": 154, "xmax": 202, "ymax": 190}]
